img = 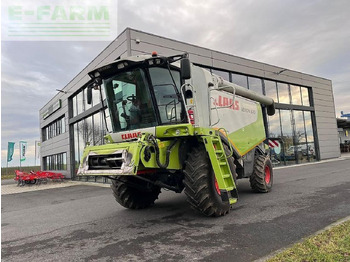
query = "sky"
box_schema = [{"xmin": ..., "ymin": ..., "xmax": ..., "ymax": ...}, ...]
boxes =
[{"xmin": 1, "ymin": 0, "xmax": 350, "ymax": 167}]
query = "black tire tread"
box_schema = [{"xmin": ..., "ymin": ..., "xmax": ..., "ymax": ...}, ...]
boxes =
[
  {"xmin": 250, "ymin": 155, "xmax": 273, "ymax": 193},
  {"xmin": 183, "ymin": 145, "xmax": 231, "ymax": 217},
  {"xmin": 111, "ymin": 176, "xmax": 160, "ymax": 209}
]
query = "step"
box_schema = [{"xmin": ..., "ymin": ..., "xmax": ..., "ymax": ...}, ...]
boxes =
[{"xmin": 222, "ymin": 174, "xmax": 232, "ymax": 179}]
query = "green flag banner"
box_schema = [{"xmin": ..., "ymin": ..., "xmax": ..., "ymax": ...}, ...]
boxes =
[
  {"xmin": 7, "ymin": 142, "xmax": 15, "ymax": 162},
  {"xmin": 20, "ymin": 141, "xmax": 27, "ymax": 162}
]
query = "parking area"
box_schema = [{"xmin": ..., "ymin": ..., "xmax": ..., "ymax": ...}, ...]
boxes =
[{"xmin": 2, "ymin": 157, "xmax": 350, "ymax": 262}]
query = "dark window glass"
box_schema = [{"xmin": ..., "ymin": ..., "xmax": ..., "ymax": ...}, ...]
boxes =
[
  {"xmin": 290, "ymin": 85, "xmax": 302, "ymax": 105},
  {"xmin": 248, "ymin": 77, "xmax": 263, "ymax": 94},
  {"xmin": 43, "ymin": 153, "xmax": 67, "ymax": 170},
  {"xmin": 104, "ymin": 68, "xmax": 158, "ymax": 132},
  {"xmin": 264, "ymin": 80, "xmax": 278, "ymax": 102},
  {"xmin": 277, "ymin": 83, "xmax": 290, "ymax": 104},
  {"xmin": 42, "ymin": 128, "xmax": 47, "ymax": 141}
]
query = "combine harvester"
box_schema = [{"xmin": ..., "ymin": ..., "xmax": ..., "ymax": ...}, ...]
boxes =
[{"xmin": 78, "ymin": 52, "xmax": 275, "ymax": 216}]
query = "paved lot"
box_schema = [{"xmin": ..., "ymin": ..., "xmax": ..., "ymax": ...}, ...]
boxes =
[{"xmin": 2, "ymin": 158, "xmax": 350, "ymax": 262}]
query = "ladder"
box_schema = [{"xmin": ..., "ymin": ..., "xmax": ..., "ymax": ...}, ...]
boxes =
[{"xmin": 202, "ymin": 135, "xmax": 238, "ymax": 205}]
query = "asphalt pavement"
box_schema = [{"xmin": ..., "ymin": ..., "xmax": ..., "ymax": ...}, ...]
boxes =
[{"xmin": 2, "ymin": 157, "xmax": 350, "ymax": 262}]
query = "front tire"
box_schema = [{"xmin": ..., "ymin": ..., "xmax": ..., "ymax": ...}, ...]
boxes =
[
  {"xmin": 183, "ymin": 145, "xmax": 231, "ymax": 217},
  {"xmin": 111, "ymin": 176, "xmax": 160, "ymax": 209},
  {"xmin": 250, "ymin": 155, "xmax": 273, "ymax": 193}
]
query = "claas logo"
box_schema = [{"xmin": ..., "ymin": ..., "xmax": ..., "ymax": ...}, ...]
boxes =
[{"xmin": 213, "ymin": 95, "xmax": 239, "ymax": 110}]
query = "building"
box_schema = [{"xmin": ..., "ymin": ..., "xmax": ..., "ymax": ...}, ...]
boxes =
[{"xmin": 39, "ymin": 28, "xmax": 340, "ymax": 180}]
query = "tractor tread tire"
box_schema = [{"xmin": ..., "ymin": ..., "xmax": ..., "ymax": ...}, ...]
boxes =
[
  {"xmin": 183, "ymin": 145, "xmax": 231, "ymax": 217},
  {"xmin": 111, "ymin": 176, "xmax": 160, "ymax": 209},
  {"xmin": 250, "ymin": 155, "xmax": 273, "ymax": 193}
]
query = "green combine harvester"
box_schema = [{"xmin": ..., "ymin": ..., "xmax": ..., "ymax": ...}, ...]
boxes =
[{"xmin": 78, "ymin": 52, "xmax": 275, "ymax": 216}]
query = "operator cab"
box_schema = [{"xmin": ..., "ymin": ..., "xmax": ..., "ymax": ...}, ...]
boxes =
[{"xmin": 87, "ymin": 53, "xmax": 191, "ymax": 135}]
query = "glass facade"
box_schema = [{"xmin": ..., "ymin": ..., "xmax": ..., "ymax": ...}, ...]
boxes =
[
  {"xmin": 204, "ymin": 66, "xmax": 317, "ymax": 166},
  {"xmin": 72, "ymin": 111, "xmax": 107, "ymax": 177}
]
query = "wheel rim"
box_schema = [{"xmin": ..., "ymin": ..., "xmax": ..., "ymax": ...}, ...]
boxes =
[
  {"xmin": 265, "ymin": 165, "xmax": 271, "ymax": 184},
  {"xmin": 214, "ymin": 178, "xmax": 221, "ymax": 195}
]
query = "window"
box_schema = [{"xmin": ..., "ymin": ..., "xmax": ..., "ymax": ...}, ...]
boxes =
[
  {"xmin": 72, "ymin": 110, "xmax": 109, "ymax": 175},
  {"xmin": 248, "ymin": 77, "xmax": 263, "ymax": 94},
  {"xmin": 104, "ymin": 68, "xmax": 158, "ymax": 132},
  {"xmin": 290, "ymin": 85, "xmax": 302, "ymax": 105},
  {"xmin": 301, "ymin": 87, "xmax": 310, "ymax": 106},
  {"xmin": 280, "ymin": 110, "xmax": 295, "ymax": 165},
  {"xmin": 231, "ymin": 73, "xmax": 248, "ymax": 88},
  {"xmin": 42, "ymin": 115, "xmax": 66, "ymax": 141},
  {"xmin": 77, "ymin": 91, "xmax": 84, "ymax": 115},
  {"xmin": 212, "ymin": 69, "xmax": 230, "ymax": 81},
  {"xmin": 277, "ymin": 83, "xmax": 290, "ymax": 104},
  {"xmin": 43, "ymin": 152, "xmax": 67, "ymax": 170},
  {"xmin": 149, "ymin": 67, "xmax": 182, "ymax": 125},
  {"xmin": 264, "ymin": 80, "xmax": 278, "ymax": 102}
]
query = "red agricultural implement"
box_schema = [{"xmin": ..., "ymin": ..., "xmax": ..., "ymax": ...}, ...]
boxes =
[{"xmin": 14, "ymin": 170, "xmax": 65, "ymax": 186}]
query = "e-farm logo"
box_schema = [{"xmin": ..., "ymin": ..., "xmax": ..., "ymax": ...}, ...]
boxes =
[{"xmin": 2, "ymin": 0, "xmax": 117, "ymax": 41}]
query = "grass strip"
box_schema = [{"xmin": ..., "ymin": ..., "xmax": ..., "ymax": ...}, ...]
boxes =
[{"xmin": 267, "ymin": 219, "xmax": 350, "ymax": 262}]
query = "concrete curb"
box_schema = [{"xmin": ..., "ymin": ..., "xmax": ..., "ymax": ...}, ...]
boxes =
[
  {"xmin": 274, "ymin": 156, "xmax": 349, "ymax": 170},
  {"xmin": 1, "ymin": 180, "xmax": 111, "ymax": 195},
  {"xmin": 254, "ymin": 215, "xmax": 350, "ymax": 262}
]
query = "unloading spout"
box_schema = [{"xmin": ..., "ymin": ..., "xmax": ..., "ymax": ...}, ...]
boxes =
[{"xmin": 214, "ymin": 75, "xmax": 275, "ymax": 115}]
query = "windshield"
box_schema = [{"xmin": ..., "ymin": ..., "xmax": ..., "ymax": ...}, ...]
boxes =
[
  {"xmin": 103, "ymin": 66, "xmax": 184, "ymax": 133},
  {"xmin": 104, "ymin": 68, "xmax": 157, "ymax": 132},
  {"xmin": 149, "ymin": 67, "xmax": 183, "ymax": 124}
]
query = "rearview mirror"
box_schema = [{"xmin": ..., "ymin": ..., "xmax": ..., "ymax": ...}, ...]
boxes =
[{"xmin": 180, "ymin": 58, "xmax": 191, "ymax": 80}]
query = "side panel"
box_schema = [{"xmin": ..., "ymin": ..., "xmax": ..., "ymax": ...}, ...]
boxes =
[{"xmin": 210, "ymin": 90, "xmax": 266, "ymax": 156}]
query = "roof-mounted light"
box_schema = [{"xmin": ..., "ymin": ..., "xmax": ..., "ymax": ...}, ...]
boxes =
[{"xmin": 151, "ymin": 51, "xmax": 158, "ymax": 57}]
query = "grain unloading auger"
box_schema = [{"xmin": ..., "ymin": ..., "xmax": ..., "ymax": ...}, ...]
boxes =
[{"xmin": 78, "ymin": 52, "xmax": 275, "ymax": 216}]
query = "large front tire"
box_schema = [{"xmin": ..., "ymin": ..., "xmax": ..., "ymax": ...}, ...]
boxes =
[
  {"xmin": 111, "ymin": 176, "xmax": 160, "ymax": 209},
  {"xmin": 250, "ymin": 155, "xmax": 273, "ymax": 193},
  {"xmin": 183, "ymin": 145, "xmax": 231, "ymax": 217}
]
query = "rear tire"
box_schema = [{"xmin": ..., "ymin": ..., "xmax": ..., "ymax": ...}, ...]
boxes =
[
  {"xmin": 111, "ymin": 176, "xmax": 160, "ymax": 209},
  {"xmin": 183, "ymin": 145, "xmax": 231, "ymax": 217},
  {"xmin": 250, "ymin": 155, "xmax": 273, "ymax": 193}
]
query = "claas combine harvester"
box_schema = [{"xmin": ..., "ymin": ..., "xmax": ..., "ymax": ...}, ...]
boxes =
[{"xmin": 78, "ymin": 52, "xmax": 275, "ymax": 216}]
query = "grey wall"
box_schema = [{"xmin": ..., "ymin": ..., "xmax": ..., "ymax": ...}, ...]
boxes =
[{"xmin": 40, "ymin": 28, "xmax": 340, "ymax": 178}]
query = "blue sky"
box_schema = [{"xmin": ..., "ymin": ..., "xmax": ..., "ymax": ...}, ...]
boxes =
[{"xmin": 2, "ymin": 0, "xmax": 350, "ymax": 167}]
